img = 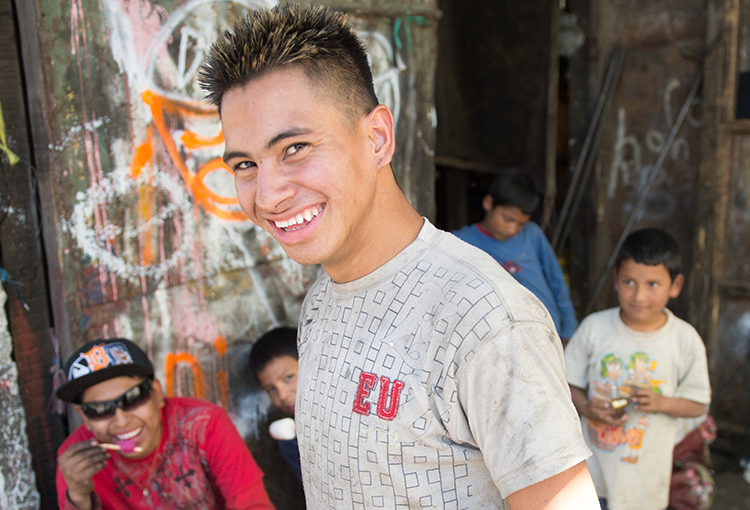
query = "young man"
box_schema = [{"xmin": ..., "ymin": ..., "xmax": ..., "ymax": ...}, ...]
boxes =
[
  {"xmin": 564, "ymin": 229, "xmax": 711, "ymax": 510},
  {"xmin": 248, "ymin": 327, "xmax": 302, "ymax": 481},
  {"xmin": 454, "ymin": 168, "xmax": 578, "ymax": 344},
  {"xmin": 55, "ymin": 338, "xmax": 275, "ymax": 510},
  {"xmin": 200, "ymin": 4, "xmax": 598, "ymax": 509}
]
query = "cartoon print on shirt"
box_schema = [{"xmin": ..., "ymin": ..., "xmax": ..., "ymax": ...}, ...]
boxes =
[
  {"xmin": 620, "ymin": 352, "xmax": 663, "ymax": 399},
  {"xmin": 590, "ymin": 352, "xmax": 625, "ymax": 400},
  {"xmin": 587, "ymin": 351, "xmax": 662, "ymax": 463}
]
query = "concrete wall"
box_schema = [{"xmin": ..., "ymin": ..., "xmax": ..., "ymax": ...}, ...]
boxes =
[{"xmin": 0, "ymin": 287, "xmax": 41, "ymax": 510}]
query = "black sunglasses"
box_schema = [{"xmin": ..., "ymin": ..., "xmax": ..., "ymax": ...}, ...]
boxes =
[{"xmin": 80, "ymin": 379, "xmax": 154, "ymax": 420}]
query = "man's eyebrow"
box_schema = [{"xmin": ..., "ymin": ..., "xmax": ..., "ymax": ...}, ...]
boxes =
[
  {"xmin": 266, "ymin": 128, "xmax": 312, "ymax": 150},
  {"xmin": 223, "ymin": 128, "xmax": 313, "ymax": 164},
  {"xmin": 223, "ymin": 150, "xmax": 250, "ymax": 164}
]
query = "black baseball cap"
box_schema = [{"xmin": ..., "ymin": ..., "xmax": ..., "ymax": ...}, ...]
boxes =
[{"xmin": 56, "ymin": 338, "xmax": 154, "ymax": 404}]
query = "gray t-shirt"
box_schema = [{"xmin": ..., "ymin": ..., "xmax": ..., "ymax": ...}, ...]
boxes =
[{"xmin": 297, "ymin": 219, "xmax": 590, "ymax": 509}]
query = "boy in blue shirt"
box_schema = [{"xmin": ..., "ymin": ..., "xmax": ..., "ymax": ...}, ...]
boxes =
[{"xmin": 454, "ymin": 167, "xmax": 578, "ymax": 343}]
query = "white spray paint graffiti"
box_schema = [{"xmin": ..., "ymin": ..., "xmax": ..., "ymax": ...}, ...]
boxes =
[
  {"xmin": 607, "ymin": 77, "xmax": 701, "ymax": 220},
  {"xmin": 69, "ymin": 0, "xmax": 404, "ymax": 286},
  {"xmin": 359, "ymin": 30, "xmax": 402, "ymax": 123},
  {"xmin": 66, "ymin": 166, "xmax": 196, "ymax": 282}
]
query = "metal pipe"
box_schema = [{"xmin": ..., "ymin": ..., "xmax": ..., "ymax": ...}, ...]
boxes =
[
  {"xmin": 553, "ymin": 48, "xmax": 626, "ymax": 252},
  {"xmin": 554, "ymin": 49, "xmax": 626, "ymax": 253},
  {"xmin": 584, "ymin": 70, "xmax": 704, "ymax": 315}
]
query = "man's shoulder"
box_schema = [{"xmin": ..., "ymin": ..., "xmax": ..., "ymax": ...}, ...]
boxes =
[{"xmin": 165, "ymin": 396, "xmax": 225, "ymax": 424}]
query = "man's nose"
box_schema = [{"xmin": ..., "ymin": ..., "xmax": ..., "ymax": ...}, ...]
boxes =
[
  {"xmin": 254, "ymin": 162, "xmax": 294, "ymax": 213},
  {"xmin": 112, "ymin": 406, "xmax": 129, "ymax": 426}
]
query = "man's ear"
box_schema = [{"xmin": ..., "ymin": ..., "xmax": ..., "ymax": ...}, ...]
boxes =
[
  {"xmin": 669, "ymin": 274, "xmax": 685, "ymax": 299},
  {"xmin": 152, "ymin": 379, "xmax": 166, "ymax": 409},
  {"xmin": 367, "ymin": 104, "xmax": 395, "ymax": 169},
  {"xmin": 75, "ymin": 406, "xmax": 91, "ymax": 431},
  {"xmin": 482, "ymin": 194, "xmax": 494, "ymax": 213}
]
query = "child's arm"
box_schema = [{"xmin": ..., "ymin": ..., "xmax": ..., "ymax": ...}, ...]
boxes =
[
  {"xmin": 536, "ymin": 228, "xmax": 578, "ymax": 339},
  {"xmin": 631, "ymin": 389, "xmax": 707, "ymax": 417},
  {"xmin": 569, "ymin": 385, "xmax": 629, "ymax": 427}
]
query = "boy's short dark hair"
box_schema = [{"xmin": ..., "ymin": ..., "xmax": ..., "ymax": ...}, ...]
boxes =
[
  {"xmin": 248, "ymin": 327, "xmax": 298, "ymax": 382},
  {"xmin": 199, "ymin": 3, "xmax": 378, "ymax": 121},
  {"xmin": 486, "ymin": 167, "xmax": 540, "ymax": 215},
  {"xmin": 615, "ymin": 228, "xmax": 681, "ymax": 280}
]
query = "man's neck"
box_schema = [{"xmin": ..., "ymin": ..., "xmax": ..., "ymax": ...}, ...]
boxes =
[{"xmin": 325, "ymin": 172, "xmax": 423, "ymax": 283}]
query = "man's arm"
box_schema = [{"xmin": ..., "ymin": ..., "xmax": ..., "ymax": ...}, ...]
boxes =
[
  {"xmin": 631, "ymin": 389, "xmax": 708, "ymax": 417},
  {"xmin": 56, "ymin": 441, "xmax": 109, "ymax": 510},
  {"xmin": 506, "ymin": 461, "xmax": 600, "ymax": 510}
]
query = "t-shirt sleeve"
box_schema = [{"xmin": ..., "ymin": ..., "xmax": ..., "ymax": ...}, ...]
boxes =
[
  {"xmin": 457, "ymin": 319, "xmax": 590, "ymax": 498},
  {"xmin": 564, "ymin": 318, "xmax": 592, "ymax": 390},
  {"xmin": 673, "ymin": 330, "xmax": 711, "ymax": 405},
  {"xmin": 205, "ymin": 408, "xmax": 275, "ymax": 510}
]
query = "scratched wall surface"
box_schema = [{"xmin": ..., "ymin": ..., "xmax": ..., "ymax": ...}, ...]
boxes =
[
  {"xmin": 0, "ymin": 287, "xmax": 41, "ymax": 510},
  {"xmin": 28, "ymin": 1, "xmax": 437, "ymax": 505},
  {"xmin": 568, "ymin": 0, "xmax": 705, "ymax": 317}
]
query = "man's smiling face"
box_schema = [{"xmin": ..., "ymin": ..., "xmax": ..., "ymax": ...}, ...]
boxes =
[
  {"xmin": 221, "ymin": 65, "xmax": 384, "ymax": 278},
  {"xmin": 78, "ymin": 376, "xmax": 165, "ymax": 459}
]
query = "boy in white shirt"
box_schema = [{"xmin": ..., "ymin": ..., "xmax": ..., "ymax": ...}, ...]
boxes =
[{"xmin": 565, "ymin": 228, "xmax": 711, "ymax": 510}]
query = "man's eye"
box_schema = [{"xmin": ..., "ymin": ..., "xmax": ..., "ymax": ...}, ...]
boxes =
[
  {"xmin": 234, "ymin": 160, "xmax": 256, "ymax": 172},
  {"xmin": 286, "ymin": 143, "xmax": 307, "ymax": 157},
  {"xmin": 649, "ymin": 282, "xmax": 659, "ymax": 288}
]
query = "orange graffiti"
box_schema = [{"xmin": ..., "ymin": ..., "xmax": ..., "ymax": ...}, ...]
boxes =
[
  {"xmin": 131, "ymin": 126, "xmax": 156, "ymax": 264},
  {"xmin": 213, "ymin": 335, "xmax": 227, "ymax": 357},
  {"xmin": 163, "ymin": 338, "xmax": 230, "ymax": 410},
  {"xmin": 213, "ymin": 336, "xmax": 228, "ymax": 409},
  {"xmin": 164, "ymin": 352, "xmax": 207, "ymax": 400},
  {"xmin": 217, "ymin": 370, "xmax": 228, "ymax": 410},
  {"xmin": 140, "ymin": 89, "xmax": 247, "ymax": 222}
]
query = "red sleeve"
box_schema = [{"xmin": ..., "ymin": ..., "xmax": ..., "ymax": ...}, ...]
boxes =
[{"xmin": 205, "ymin": 407, "xmax": 275, "ymax": 509}]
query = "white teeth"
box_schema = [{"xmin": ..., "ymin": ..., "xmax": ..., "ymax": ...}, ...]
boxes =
[
  {"xmin": 115, "ymin": 427, "xmax": 142, "ymax": 440},
  {"xmin": 274, "ymin": 206, "xmax": 322, "ymax": 230}
]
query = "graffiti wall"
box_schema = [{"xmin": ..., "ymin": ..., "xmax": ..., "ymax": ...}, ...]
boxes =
[
  {"xmin": 567, "ymin": 0, "xmax": 705, "ymax": 317},
  {"xmin": 28, "ymin": 5, "xmax": 437, "ymax": 498}
]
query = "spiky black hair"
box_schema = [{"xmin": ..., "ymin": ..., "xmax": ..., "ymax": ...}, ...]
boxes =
[{"xmin": 199, "ymin": 3, "xmax": 378, "ymax": 118}]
